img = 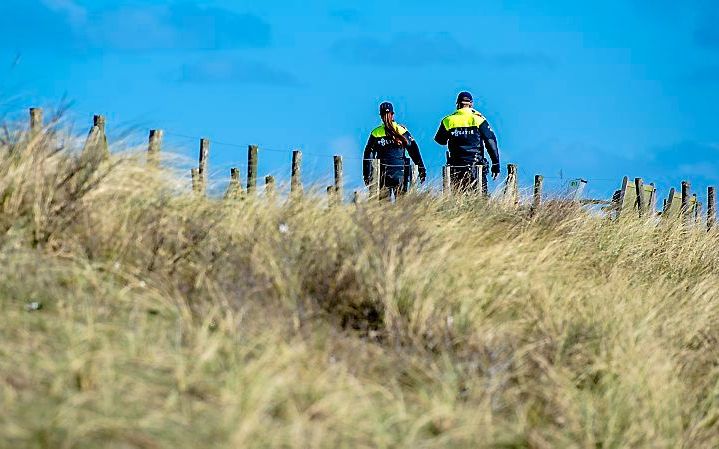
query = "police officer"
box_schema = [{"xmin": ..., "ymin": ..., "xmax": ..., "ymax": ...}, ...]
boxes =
[
  {"xmin": 363, "ymin": 102, "xmax": 426, "ymax": 199},
  {"xmin": 434, "ymin": 92, "xmax": 500, "ymax": 192}
]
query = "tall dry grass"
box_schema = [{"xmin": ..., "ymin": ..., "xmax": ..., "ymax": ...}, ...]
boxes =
[{"xmin": 1, "ymin": 122, "xmax": 719, "ymax": 448}]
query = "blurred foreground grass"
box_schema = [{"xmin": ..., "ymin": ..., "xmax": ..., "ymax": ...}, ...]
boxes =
[{"xmin": 1, "ymin": 123, "xmax": 719, "ymax": 448}]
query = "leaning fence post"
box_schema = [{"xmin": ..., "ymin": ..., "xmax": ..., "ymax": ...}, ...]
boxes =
[
  {"xmin": 662, "ymin": 187, "xmax": 675, "ymax": 216},
  {"xmin": 681, "ymin": 181, "xmax": 691, "ymax": 225},
  {"xmin": 532, "ymin": 174, "xmax": 543, "ymax": 214},
  {"xmin": 333, "ymin": 155, "xmax": 343, "ymax": 202},
  {"xmin": 29, "ymin": 108, "xmax": 43, "ymax": 135},
  {"xmin": 291, "ymin": 150, "xmax": 303, "ymax": 197},
  {"xmin": 442, "ymin": 165, "xmax": 451, "ymax": 196},
  {"xmin": 148, "ymin": 129, "xmax": 163, "ymax": 166},
  {"xmin": 616, "ymin": 176, "xmax": 629, "ymax": 218},
  {"xmin": 635, "ymin": 178, "xmax": 645, "ymax": 218},
  {"xmin": 197, "ymin": 138, "xmax": 209, "ymax": 195},
  {"xmin": 191, "ymin": 168, "xmax": 200, "ymax": 193},
  {"xmin": 247, "ymin": 145, "xmax": 258, "ymax": 195},
  {"xmin": 369, "ymin": 159, "xmax": 380, "ymax": 199}
]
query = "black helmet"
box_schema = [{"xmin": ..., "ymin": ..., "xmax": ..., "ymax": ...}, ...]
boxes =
[{"xmin": 379, "ymin": 102, "xmax": 394, "ymax": 114}]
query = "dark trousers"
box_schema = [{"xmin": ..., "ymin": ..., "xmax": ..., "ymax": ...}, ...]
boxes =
[
  {"xmin": 379, "ymin": 172, "xmax": 404, "ymax": 201},
  {"xmin": 450, "ymin": 165, "xmax": 488, "ymax": 195}
]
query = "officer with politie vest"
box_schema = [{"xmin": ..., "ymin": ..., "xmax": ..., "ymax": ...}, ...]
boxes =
[{"xmin": 363, "ymin": 91, "xmax": 500, "ymax": 197}]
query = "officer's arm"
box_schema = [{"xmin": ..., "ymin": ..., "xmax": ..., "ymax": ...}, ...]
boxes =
[
  {"xmin": 362, "ymin": 136, "xmax": 374, "ymax": 183},
  {"xmin": 404, "ymin": 132, "xmax": 425, "ymax": 168},
  {"xmin": 479, "ymin": 120, "xmax": 499, "ymax": 166},
  {"xmin": 434, "ymin": 122, "xmax": 449, "ymax": 145}
]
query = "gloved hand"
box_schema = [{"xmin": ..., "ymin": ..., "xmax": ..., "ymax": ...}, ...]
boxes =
[
  {"xmin": 491, "ymin": 163, "xmax": 501, "ymax": 180},
  {"xmin": 418, "ymin": 166, "xmax": 427, "ymax": 184}
]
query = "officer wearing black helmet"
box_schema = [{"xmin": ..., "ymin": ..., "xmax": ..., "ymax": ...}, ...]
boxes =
[
  {"xmin": 363, "ymin": 102, "xmax": 426, "ymax": 199},
  {"xmin": 434, "ymin": 92, "xmax": 500, "ymax": 191}
]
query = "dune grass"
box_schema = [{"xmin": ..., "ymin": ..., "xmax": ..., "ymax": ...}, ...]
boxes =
[{"xmin": 1, "ymin": 123, "xmax": 719, "ymax": 448}]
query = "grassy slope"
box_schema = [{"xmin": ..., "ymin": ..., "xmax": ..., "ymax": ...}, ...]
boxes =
[{"xmin": 1, "ymin": 128, "xmax": 719, "ymax": 448}]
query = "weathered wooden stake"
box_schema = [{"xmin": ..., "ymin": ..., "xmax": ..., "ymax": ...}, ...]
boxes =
[
  {"xmin": 617, "ymin": 176, "xmax": 629, "ymax": 218},
  {"xmin": 369, "ymin": 159, "xmax": 380, "ymax": 199},
  {"xmin": 410, "ymin": 164, "xmax": 419, "ymax": 190},
  {"xmin": 443, "ymin": 165, "xmax": 451, "ymax": 196},
  {"xmin": 504, "ymin": 164, "xmax": 518, "ymax": 204},
  {"xmin": 198, "ymin": 138, "xmax": 209, "ymax": 194},
  {"xmin": 635, "ymin": 178, "xmax": 645, "ymax": 218},
  {"xmin": 694, "ymin": 195, "xmax": 702, "ymax": 225},
  {"xmin": 479, "ymin": 165, "xmax": 488, "ymax": 197},
  {"xmin": 247, "ymin": 145, "xmax": 258, "ymax": 195},
  {"xmin": 83, "ymin": 114, "xmax": 109, "ymax": 159},
  {"xmin": 291, "ymin": 150, "xmax": 303, "ymax": 196},
  {"xmin": 681, "ymin": 181, "xmax": 691, "ymax": 224},
  {"xmin": 93, "ymin": 115, "xmax": 106, "ymax": 133},
  {"xmin": 148, "ymin": 129, "xmax": 163, "ymax": 166},
  {"xmin": 708, "ymin": 187, "xmax": 716, "ymax": 231},
  {"xmin": 663, "ymin": 187, "xmax": 675, "ymax": 216},
  {"xmin": 225, "ymin": 168, "xmax": 243, "ymax": 199},
  {"xmin": 29, "ymin": 108, "xmax": 43, "ymax": 135},
  {"xmin": 352, "ymin": 190, "xmax": 360, "ymax": 205},
  {"xmin": 533, "ymin": 174, "xmax": 544, "ymax": 213},
  {"xmin": 333, "ymin": 155, "xmax": 343, "ymax": 202},
  {"xmin": 326, "ymin": 186, "xmax": 336, "ymax": 207},
  {"xmin": 648, "ymin": 182, "xmax": 657, "ymax": 214},
  {"xmin": 265, "ymin": 175, "xmax": 275, "ymax": 199},
  {"xmin": 191, "ymin": 168, "xmax": 200, "ymax": 193}
]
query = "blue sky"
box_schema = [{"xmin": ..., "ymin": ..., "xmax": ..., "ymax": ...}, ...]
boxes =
[{"xmin": 1, "ymin": 0, "xmax": 718, "ymax": 198}]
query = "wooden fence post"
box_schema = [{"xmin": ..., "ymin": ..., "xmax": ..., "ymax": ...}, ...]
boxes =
[
  {"xmin": 443, "ymin": 165, "xmax": 451, "ymax": 196},
  {"xmin": 635, "ymin": 178, "xmax": 645, "ymax": 218},
  {"xmin": 369, "ymin": 159, "xmax": 380, "ymax": 199},
  {"xmin": 352, "ymin": 190, "xmax": 360, "ymax": 205},
  {"xmin": 191, "ymin": 168, "xmax": 200, "ymax": 193},
  {"xmin": 410, "ymin": 164, "xmax": 419, "ymax": 190},
  {"xmin": 662, "ymin": 187, "xmax": 675, "ymax": 216},
  {"xmin": 504, "ymin": 164, "xmax": 518, "ymax": 205},
  {"xmin": 198, "ymin": 138, "xmax": 209, "ymax": 195},
  {"xmin": 708, "ymin": 187, "xmax": 716, "ymax": 231},
  {"xmin": 648, "ymin": 182, "xmax": 657, "ymax": 214},
  {"xmin": 694, "ymin": 195, "xmax": 702, "ymax": 225},
  {"xmin": 83, "ymin": 114, "xmax": 110, "ymax": 159},
  {"xmin": 533, "ymin": 174, "xmax": 543, "ymax": 214},
  {"xmin": 616, "ymin": 176, "xmax": 629, "ymax": 218},
  {"xmin": 148, "ymin": 129, "xmax": 163, "ymax": 166},
  {"xmin": 681, "ymin": 181, "xmax": 691, "ymax": 225},
  {"xmin": 247, "ymin": 145, "xmax": 258, "ymax": 195},
  {"xmin": 265, "ymin": 175, "xmax": 275, "ymax": 200},
  {"xmin": 29, "ymin": 108, "xmax": 43, "ymax": 135},
  {"xmin": 291, "ymin": 150, "xmax": 303, "ymax": 197},
  {"xmin": 479, "ymin": 165, "xmax": 488, "ymax": 197},
  {"xmin": 94, "ymin": 115, "xmax": 106, "ymax": 133},
  {"xmin": 225, "ymin": 168, "xmax": 243, "ymax": 199},
  {"xmin": 333, "ymin": 155, "xmax": 343, "ymax": 202}
]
